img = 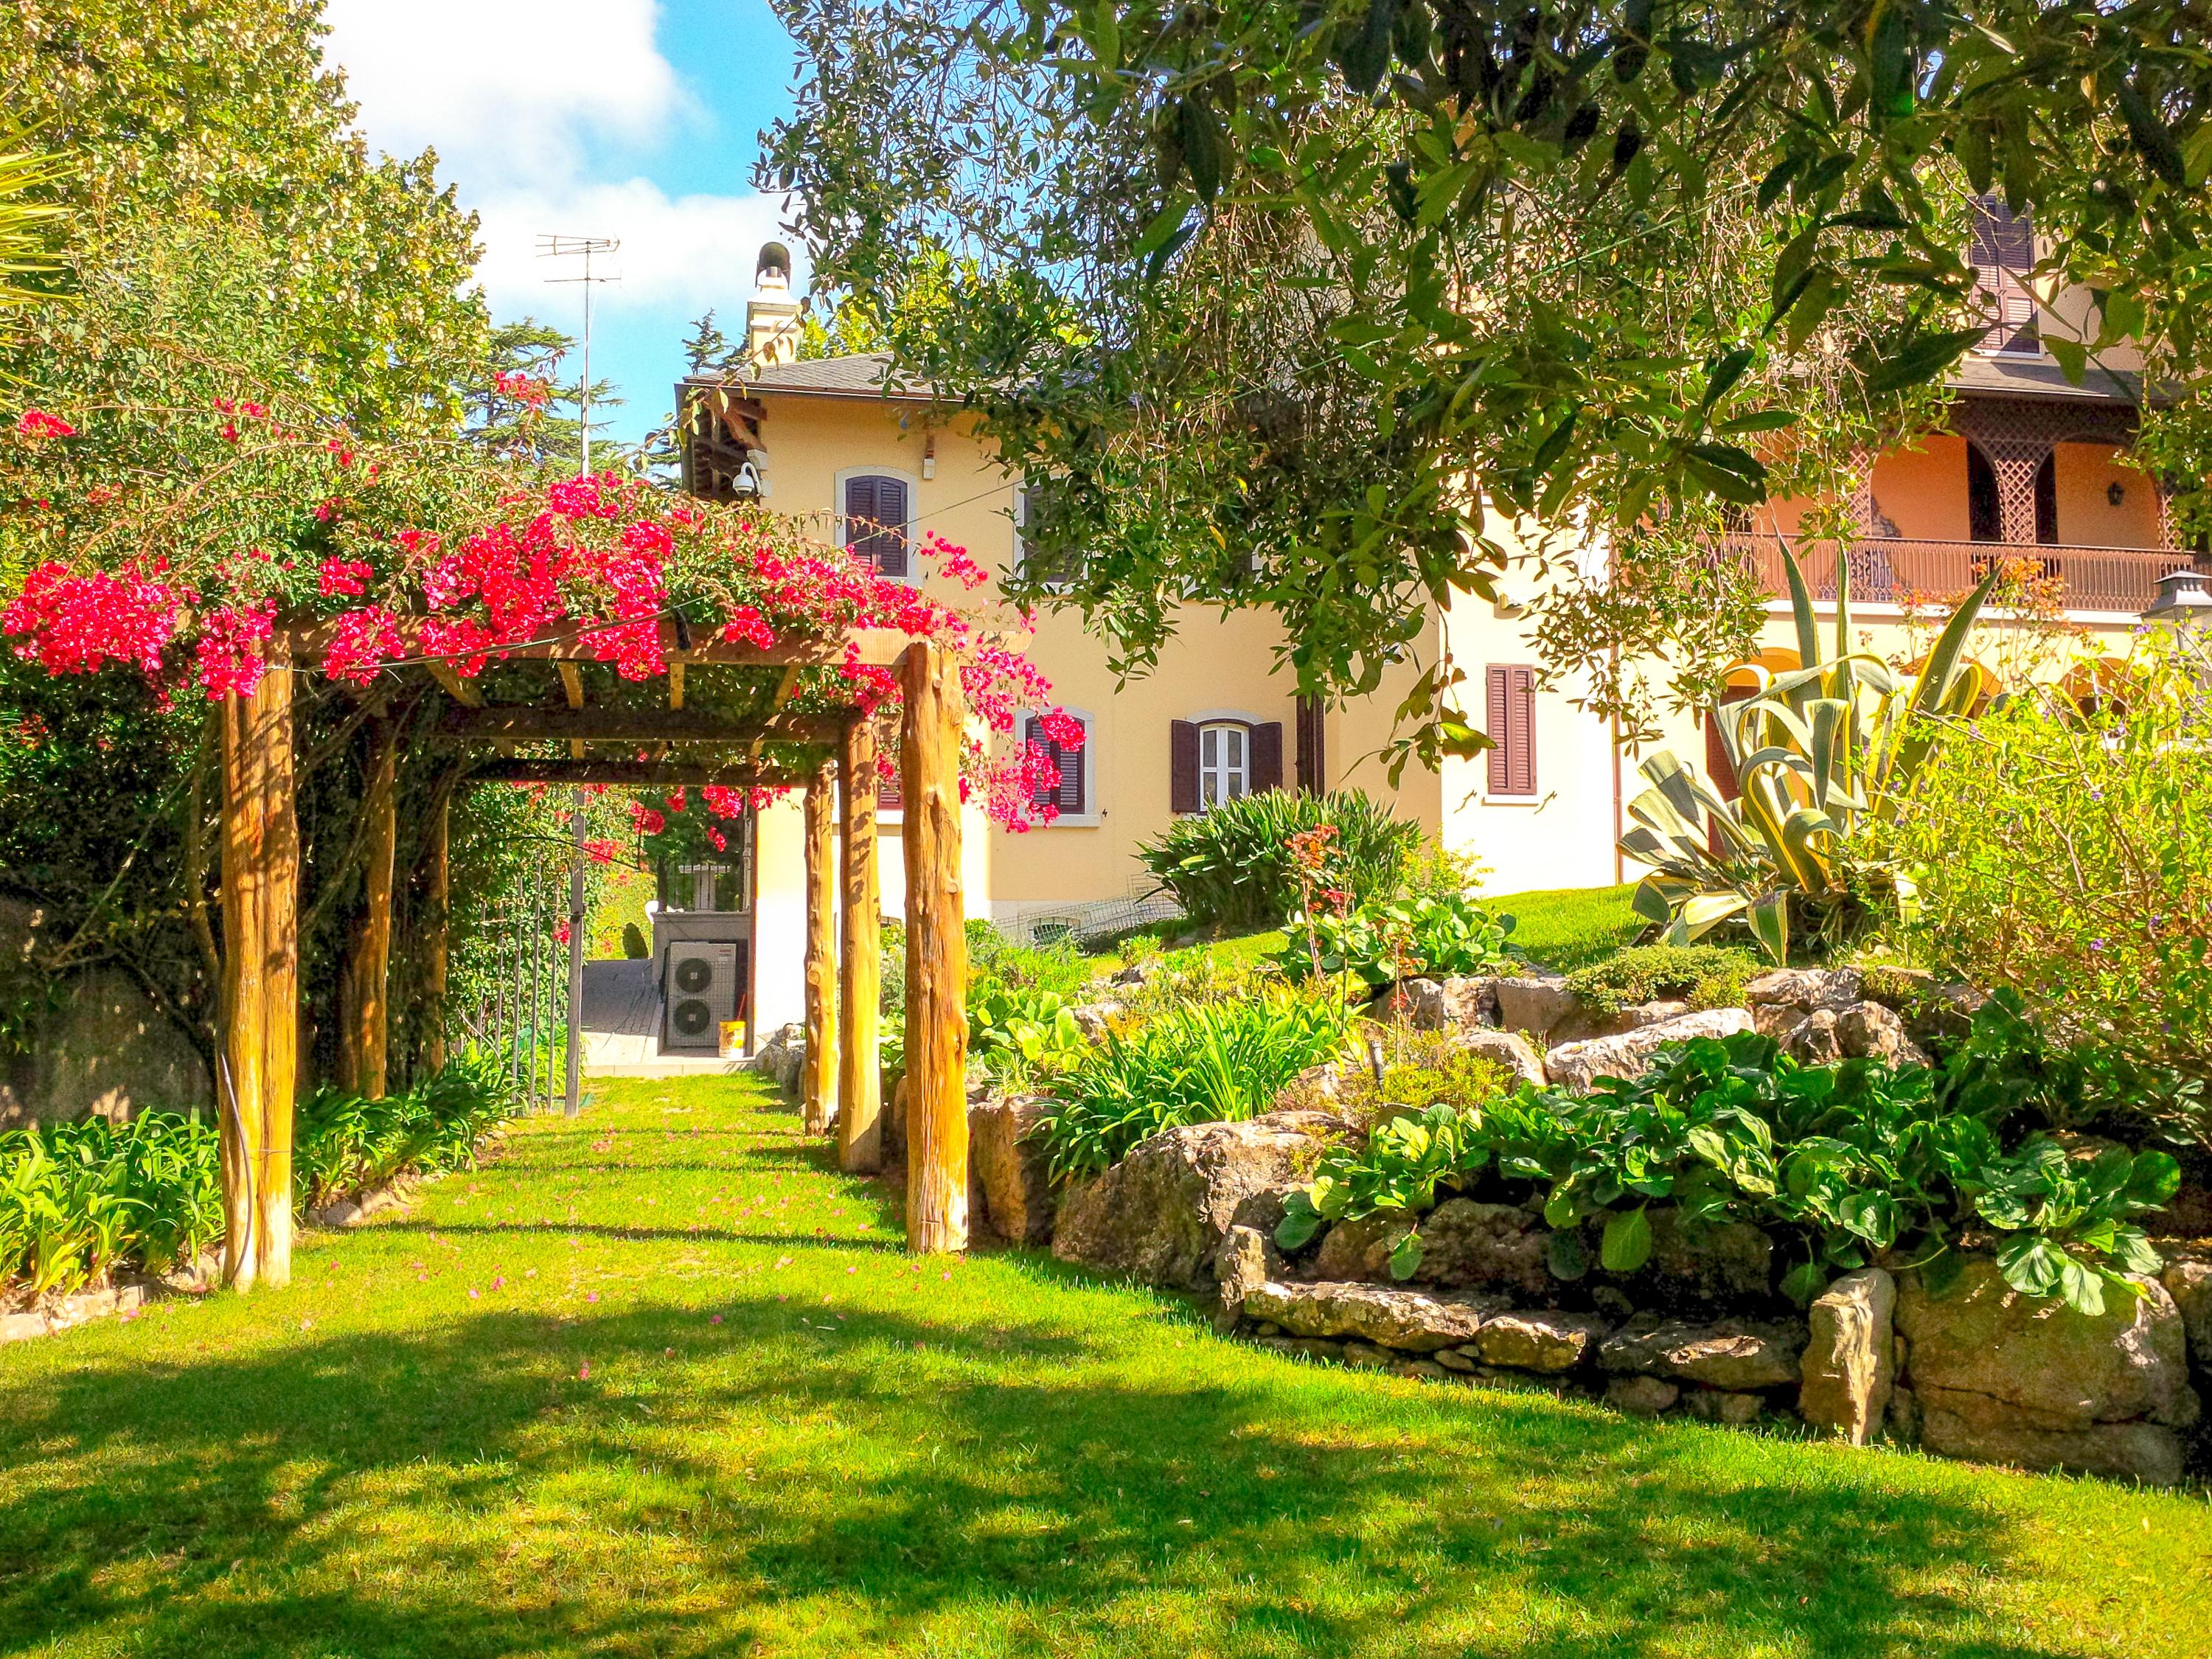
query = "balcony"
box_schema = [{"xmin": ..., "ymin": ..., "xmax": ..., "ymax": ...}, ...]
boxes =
[{"xmin": 1719, "ymin": 535, "xmax": 2199, "ymax": 616}]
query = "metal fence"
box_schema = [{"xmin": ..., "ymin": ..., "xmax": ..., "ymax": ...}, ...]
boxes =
[
  {"xmin": 1719, "ymin": 533, "xmax": 2195, "ymax": 614},
  {"xmin": 457, "ymin": 873, "xmax": 575, "ymax": 1113}
]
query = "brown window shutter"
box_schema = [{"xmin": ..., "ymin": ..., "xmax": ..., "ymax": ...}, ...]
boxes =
[
  {"xmin": 844, "ymin": 475, "xmax": 910, "ymax": 575},
  {"xmin": 1169, "ymin": 720, "xmax": 1200, "ymax": 813},
  {"xmin": 1023, "ymin": 715, "xmax": 1086, "ymax": 814},
  {"xmin": 1250, "ymin": 721, "xmax": 1284, "ymax": 791},
  {"xmin": 1486, "ymin": 667, "xmax": 1512, "ymax": 794},
  {"xmin": 1509, "ymin": 666, "xmax": 1537, "ymax": 794}
]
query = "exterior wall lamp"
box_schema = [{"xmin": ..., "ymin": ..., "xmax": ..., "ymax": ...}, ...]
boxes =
[
  {"xmin": 2108, "ymin": 480, "xmax": 2126, "ymax": 507},
  {"xmin": 2142, "ymin": 566, "xmax": 2212, "ymax": 629}
]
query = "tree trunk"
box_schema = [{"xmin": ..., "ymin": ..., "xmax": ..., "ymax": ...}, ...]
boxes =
[
  {"xmin": 900, "ymin": 641, "xmax": 968, "ymax": 1254},
  {"xmin": 218, "ymin": 658, "xmax": 298, "ymax": 1290},
  {"xmin": 838, "ymin": 716, "xmax": 883, "ymax": 1173},
  {"xmin": 801, "ymin": 757, "xmax": 840, "ymax": 1135}
]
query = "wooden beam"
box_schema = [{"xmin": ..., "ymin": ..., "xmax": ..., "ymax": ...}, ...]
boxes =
[
  {"xmin": 468, "ymin": 758, "xmax": 805, "ymax": 788},
  {"xmin": 837, "ymin": 717, "xmax": 883, "ymax": 1174},
  {"xmin": 422, "ymin": 793, "xmax": 450, "ymax": 1072},
  {"xmin": 558, "ymin": 664, "xmax": 585, "ymax": 759},
  {"xmin": 338, "ymin": 716, "xmax": 399, "ymax": 1099},
  {"xmin": 288, "ymin": 616, "xmax": 914, "ymax": 672},
  {"xmin": 900, "ymin": 640, "xmax": 968, "ymax": 1255},
  {"xmin": 801, "ymin": 757, "xmax": 840, "ymax": 1138},
  {"xmin": 425, "ymin": 659, "xmax": 483, "ymax": 708},
  {"xmin": 218, "ymin": 654, "xmax": 299, "ymax": 1290},
  {"xmin": 429, "ymin": 706, "xmax": 846, "ymax": 745},
  {"xmin": 668, "ymin": 661, "xmax": 686, "ymax": 711}
]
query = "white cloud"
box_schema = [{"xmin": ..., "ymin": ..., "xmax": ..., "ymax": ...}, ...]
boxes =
[
  {"xmin": 322, "ymin": 0, "xmax": 683, "ymax": 189},
  {"xmin": 472, "ymin": 179, "xmax": 801, "ymax": 313},
  {"xmin": 320, "ymin": 0, "xmax": 802, "ymax": 324}
]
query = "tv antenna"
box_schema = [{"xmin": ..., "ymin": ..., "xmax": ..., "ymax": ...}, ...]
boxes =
[{"xmin": 538, "ymin": 233, "xmax": 621, "ymax": 476}]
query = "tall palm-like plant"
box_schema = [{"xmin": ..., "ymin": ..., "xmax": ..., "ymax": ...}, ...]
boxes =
[
  {"xmin": 0, "ymin": 134, "xmax": 65, "ymax": 333},
  {"xmin": 1619, "ymin": 543, "xmax": 1997, "ymax": 961}
]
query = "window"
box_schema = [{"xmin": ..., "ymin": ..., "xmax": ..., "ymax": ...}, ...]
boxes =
[
  {"xmin": 1486, "ymin": 666, "xmax": 1537, "ymax": 797},
  {"xmin": 1968, "ymin": 195, "xmax": 2039, "ymax": 357},
  {"xmin": 1023, "ymin": 712, "xmax": 1088, "ymax": 817},
  {"xmin": 841, "ymin": 472, "xmax": 911, "ymax": 577},
  {"xmin": 1015, "ymin": 476, "xmax": 1082, "ymax": 591},
  {"xmin": 1169, "ymin": 716, "xmax": 1283, "ymax": 812}
]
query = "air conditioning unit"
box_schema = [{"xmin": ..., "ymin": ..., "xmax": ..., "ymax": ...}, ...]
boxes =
[{"xmin": 664, "ymin": 941, "xmax": 737, "ymax": 1050}]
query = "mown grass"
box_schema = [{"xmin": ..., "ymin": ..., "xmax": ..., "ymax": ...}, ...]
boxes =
[
  {"xmin": 1493, "ymin": 882, "xmax": 1646, "ymax": 971},
  {"xmin": 1, "ymin": 1074, "xmax": 2202, "ymax": 1658}
]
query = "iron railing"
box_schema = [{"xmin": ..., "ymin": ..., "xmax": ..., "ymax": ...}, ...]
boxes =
[{"xmin": 1719, "ymin": 535, "xmax": 2197, "ymax": 615}]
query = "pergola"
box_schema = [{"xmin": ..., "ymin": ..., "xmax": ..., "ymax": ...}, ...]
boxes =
[{"xmin": 215, "ymin": 615, "xmax": 973, "ymax": 1289}]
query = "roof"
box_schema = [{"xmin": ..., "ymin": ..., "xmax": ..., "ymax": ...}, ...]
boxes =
[
  {"xmin": 685, "ymin": 352, "xmax": 939, "ymax": 404},
  {"xmin": 1945, "ymin": 351, "xmax": 2146, "ymax": 404}
]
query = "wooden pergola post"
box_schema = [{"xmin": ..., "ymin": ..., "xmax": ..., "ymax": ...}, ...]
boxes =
[
  {"xmin": 218, "ymin": 658, "xmax": 299, "ymax": 1290},
  {"xmin": 900, "ymin": 641, "xmax": 968, "ymax": 1253},
  {"xmin": 422, "ymin": 791, "xmax": 450, "ymax": 1072},
  {"xmin": 837, "ymin": 716, "xmax": 883, "ymax": 1172},
  {"xmin": 801, "ymin": 755, "xmax": 839, "ymax": 1135},
  {"xmin": 339, "ymin": 714, "xmax": 398, "ymax": 1099}
]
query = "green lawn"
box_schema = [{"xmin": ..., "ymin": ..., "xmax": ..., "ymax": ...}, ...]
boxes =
[
  {"xmin": 1, "ymin": 1076, "xmax": 2202, "ymax": 1658},
  {"xmin": 1492, "ymin": 882, "xmax": 1645, "ymax": 971}
]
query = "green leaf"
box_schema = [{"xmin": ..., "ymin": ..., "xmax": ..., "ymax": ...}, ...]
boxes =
[
  {"xmin": 1275, "ymin": 1201, "xmax": 1321, "ymax": 1252},
  {"xmin": 1547, "ymin": 1228, "xmax": 1589, "ymax": 1281},
  {"xmin": 1600, "ymin": 1206, "xmax": 1654, "ymax": 1274},
  {"xmin": 1388, "ymin": 1227, "xmax": 1425, "ymax": 1281},
  {"xmin": 1780, "ymin": 1257, "xmax": 1829, "ymax": 1304},
  {"xmin": 1865, "ymin": 327, "xmax": 1989, "ymax": 396},
  {"xmin": 2124, "ymin": 1151, "xmax": 2181, "ymax": 1208}
]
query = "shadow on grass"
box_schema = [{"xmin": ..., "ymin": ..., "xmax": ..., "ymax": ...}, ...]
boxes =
[{"xmin": 0, "ymin": 1292, "xmax": 2076, "ymax": 1659}]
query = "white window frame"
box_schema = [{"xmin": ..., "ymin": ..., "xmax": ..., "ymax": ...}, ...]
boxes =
[
  {"xmin": 834, "ymin": 465, "xmax": 921, "ymax": 585},
  {"xmin": 1020, "ymin": 706, "xmax": 1099, "ymax": 827},
  {"xmin": 1184, "ymin": 707, "xmax": 1266, "ymax": 812}
]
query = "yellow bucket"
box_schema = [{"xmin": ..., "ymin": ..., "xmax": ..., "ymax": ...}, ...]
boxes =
[{"xmin": 718, "ymin": 1019, "xmax": 747, "ymax": 1060}]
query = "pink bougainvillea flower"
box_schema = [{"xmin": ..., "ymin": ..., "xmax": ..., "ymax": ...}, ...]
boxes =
[{"xmin": 15, "ymin": 408, "xmax": 75, "ymax": 439}]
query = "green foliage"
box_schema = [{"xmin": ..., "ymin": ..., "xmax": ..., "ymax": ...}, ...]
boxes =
[
  {"xmin": 1891, "ymin": 640, "xmax": 2212, "ymax": 1147},
  {"xmin": 1621, "ymin": 548, "xmax": 1997, "ymax": 961},
  {"xmin": 1280, "ymin": 1023, "xmax": 1514, "ymax": 1133},
  {"xmin": 1138, "ymin": 790, "xmax": 1416, "ymax": 929},
  {"xmin": 967, "ymin": 986, "xmax": 1089, "ymax": 1093},
  {"xmin": 0, "ymin": 1056, "xmax": 521, "ymax": 1301},
  {"xmin": 1278, "ymin": 891, "xmax": 1516, "ymax": 988},
  {"xmin": 1564, "ymin": 945, "xmax": 1753, "ymax": 1018},
  {"xmin": 1034, "ymin": 990, "xmax": 1352, "ymax": 1183},
  {"xmin": 1278, "ymin": 1032, "xmax": 2177, "ymax": 1318},
  {"xmin": 967, "ymin": 922, "xmax": 1093, "ymax": 1002},
  {"xmin": 1488, "ymin": 884, "xmax": 1644, "ymax": 972}
]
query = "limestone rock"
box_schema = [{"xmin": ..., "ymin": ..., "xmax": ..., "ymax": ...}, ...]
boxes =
[
  {"xmin": 1475, "ymin": 1309, "xmax": 1608, "ymax": 1372},
  {"xmin": 1544, "ymin": 1008, "xmax": 1754, "ymax": 1093},
  {"xmin": 1644, "ymin": 1209, "xmax": 1773, "ymax": 1303},
  {"xmin": 1112, "ymin": 961, "xmax": 1158, "ymax": 987},
  {"xmin": 1552, "ymin": 999, "xmax": 1692, "ymax": 1044},
  {"xmin": 1452, "ymin": 1029, "xmax": 1548, "ymax": 1089},
  {"xmin": 1239, "ymin": 1279, "xmax": 1503, "ymax": 1352},
  {"xmin": 1051, "ymin": 1110, "xmax": 1352, "ymax": 1290},
  {"xmin": 1682, "ymin": 1390, "xmax": 1764, "ymax": 1425},
  {"xmin": 1433, "ymin": 1346, "xmax": 1478, "ymax": 1373},
  {"xmin": 1342, "ymin": 1341, "xmax": 1397, "ymax": 1368},
  {"xmin": 1417, "ymin": 1198, "xmax": 1553, "ymax": 1298},
  {"xmin": 1918, "ymin": 1398, "xmax": 2188, "ymax": 1486},
  {"xmin": 1376, "ymin": 975, "xmax": 1498, "ymax": 1031},
  {"xmin": 1311, "ymin": 1214, "xmax": 1398, "ymax": 1281},
  {"xmin": 2160, "ymin": 1253, "xmax": 2211, "ymax": 1365},
  {"xmin": 1799, "ymin": 1267, "xmax": 1896, "ymax": 1445},
  {"xmin": 1897, "ymin": 1256, "xmax": 2197, "ymax": 1433},
  {"xmin": 1606, "ymin": 1375, "xmax": 1680, "ymax": 1415},
  {"xmin": 1745, "ymin": 966, "xmax": 1862, "ymax": 1022},
  {"xmin": 1216, "ymin": 1224, "xmax": 1275, "ymax": 1329},
  {"xmin": 1068, "ymin": 1002, "xmax": 1121, "ymax": 1042},
  {"xmin": 1835, "ymin": 1002, "xmax": 1930, "ymax": 1066},
  {"xmin": 1493, "ymin": 975, "xmax": 1577, "ymax": 1037},
  {"xmin": 968, "ymin": 1094, "xmax": 1057, "ymax": 1246},
  {"xmin": 1599, "ymin": 1312, "xmax": 1806, "ymax": 1389},
  {"xmin": 1778, "ymin": 1006, "xmax": 1844, "ymax": 1063}
]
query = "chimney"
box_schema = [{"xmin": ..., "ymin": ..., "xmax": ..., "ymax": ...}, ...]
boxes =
[{"xmin": 745, "ymin": 242, "xmax": 799, "ymax": 369}]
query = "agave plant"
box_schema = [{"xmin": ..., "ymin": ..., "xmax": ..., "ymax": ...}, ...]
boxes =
[{"xmin": 1619, "ymin": 544, "xmax": 1997, "ymax": 961}]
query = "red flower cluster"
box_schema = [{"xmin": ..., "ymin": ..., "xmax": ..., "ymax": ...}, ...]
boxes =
[
  {"xmin": 925, "ymin": 532, "xmax": 990, "ymax": 590},
  {"xmin": 193, "ymin": 601, "xmax": 277, "ymax": 698},
  {"xmin": 583, "ymin": 838, "xmax": 619, "ymax": 866},
  {"xmin": 493, "ymin": 371, "xmax": 552, "ymax": 411},
  {"xmin": 15, "ymin": 408, "xmax": 75, "ymax": 439},
  {"xmin": 319, "ymin": 557, "xmax": 373, "ymax": 598},
  {"xmin": 1, "ymin": 562, "xmax": 182, "ymax": 677},
  {"xmin": 322, "ymin": 606, "xmax": 403, "ymax": 685}
]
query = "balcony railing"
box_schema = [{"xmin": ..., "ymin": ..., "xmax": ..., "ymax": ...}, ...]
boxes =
[{"xmin": 1719, "ymin": 535, "xmax": 2199, "ymax": 615}]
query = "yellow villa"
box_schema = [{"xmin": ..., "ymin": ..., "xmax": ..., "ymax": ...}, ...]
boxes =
[{"xmin": 660, "ymin": 225, "xmax": 2205, "ymax": 1050}]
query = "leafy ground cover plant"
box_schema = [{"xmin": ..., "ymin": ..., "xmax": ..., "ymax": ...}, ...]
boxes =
[
  {"xmin": 967, "ymin": 986, "xmax": 1089, "ymax": 1093},
  {"xmin": 1278, "ymin": 1032, "xmax": 2177, "ymax": 1318},
  {"xmin": 1033, "ymin": 990, "xmax": 1352, "ymax": 1183},
  {"xmin": 1563, "ymin": 944, "xmax": 1754, "ymax": 1018},
  {"xmin": 1, "ymin": 1054, "xmax": 521, "ymax": 1301},
  {"xmin": 1278, "ymin": 1023, "xmax": 1516, "ymax": 1133},
  {"xmin": 1138, "ymin": 790, "xmax": 1415, "ymax": 928}
]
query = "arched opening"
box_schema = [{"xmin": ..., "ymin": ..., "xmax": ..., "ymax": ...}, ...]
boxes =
[
  {"xmin": 1967, "ymin": 442, "xmax": 2000, "ymax": 542},
  {"xmin": 1904, "ymin": 653, "xmax": 1998, "ymax": 716},
  {"xmin": 2059, "ymin": 656, "xmax": 2135, "ymax": 720}
]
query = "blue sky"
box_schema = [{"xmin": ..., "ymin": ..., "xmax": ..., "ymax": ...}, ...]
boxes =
[{"xmin": 324, "ymin": 0, "xmax": 810, "ymax": 449}]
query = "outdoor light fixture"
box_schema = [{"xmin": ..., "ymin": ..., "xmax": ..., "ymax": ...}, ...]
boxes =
[
  {"xmin": 2142, "ymin": 566, "xmax": 2212, "ymax": 628},
  {"xmin": 2108, "ymin": 481, "xmax": 2127, "ymax": 507}
]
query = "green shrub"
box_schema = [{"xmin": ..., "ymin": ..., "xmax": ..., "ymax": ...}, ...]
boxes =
[
  {"xmin": 1891, "ymin": 641, "xmax": 2212, "ymax": 1148},
  {"xmin": 967, "ymin": 986, "xmax": 1090, "ymax": 1093},
  {"xmin": 1279, "ymin": 891, "xmax": 1517, "ymax": 988},
  {"xmin": 1563, "ymin": 944, "xmax": 1753, "ymax": 1016},
  {"xmin": 0, "ymin": 1054, "xmax": 524, "ymax": 1301},
  {"xmin": 1281, "ymin": 1024, "xmax": 1514, "ymax": 1130},
  {"xmin": 1137, "ymin": 790, "xmax": 1416, "ymax": 929},
  {"xmin": 1277, "ymin": 1031, "xmax": 2177, "ymax": 1318},
  {"xmin": 1034, "ymin": 990, "xmax": 1352, "ymax": 1183}
]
